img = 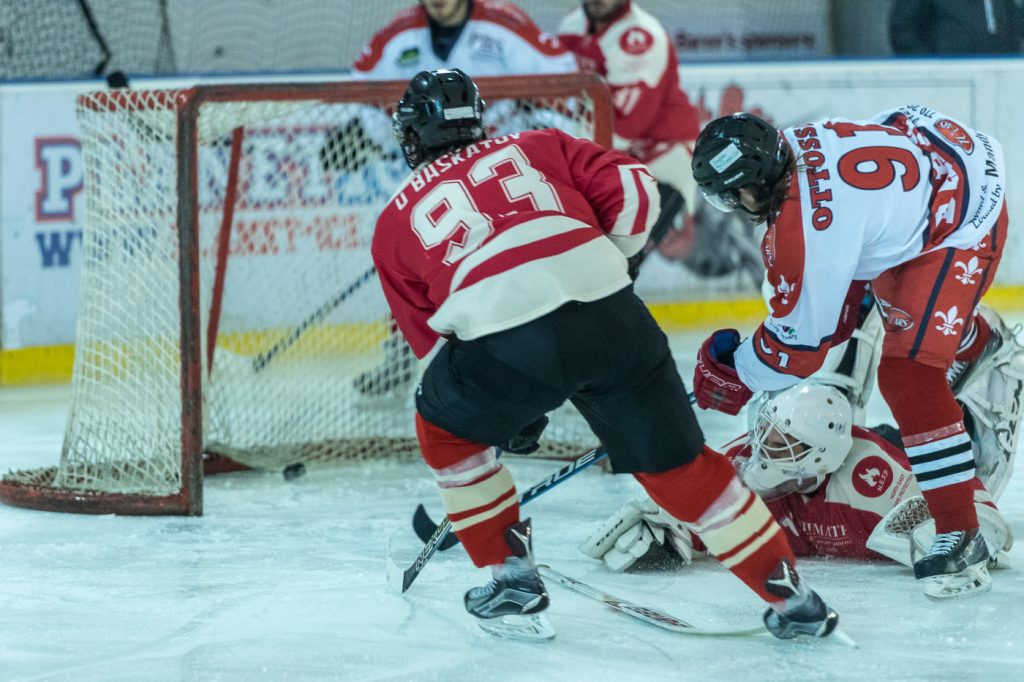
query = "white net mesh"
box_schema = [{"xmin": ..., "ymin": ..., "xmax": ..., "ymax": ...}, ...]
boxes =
[{"xmin": 0, "ymin": 76, "xmax": 610, "ymax": 513}]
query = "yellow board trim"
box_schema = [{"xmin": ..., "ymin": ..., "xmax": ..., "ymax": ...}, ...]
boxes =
[
  {"xmin": 0, "ymin": 344, "xmax": 75, "ymax": 385},
  {"xmin": 3, "ymin": 286, "xmax": 1023, "ymax": 386}
]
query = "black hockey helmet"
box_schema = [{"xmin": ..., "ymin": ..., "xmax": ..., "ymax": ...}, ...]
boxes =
[
  {"xmin": 392, "ymin": 68, "xmax": 486, "ymax": 169},
  {"xmin": 691, "ymin": 113, "xmax": 791, "ymax": 214}
]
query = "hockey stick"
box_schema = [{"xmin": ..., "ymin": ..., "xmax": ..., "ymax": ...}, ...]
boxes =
[
  {"xmin": 411, "ymin": 392, "xmax": 698, "ymax": 548},
  {"xmin": 386, "ymin": 445, "xmax": 609, "ymax": 594},
  {"xmin": 251, "ymin": 265, "xmax": 377, "ymax": 372},
  {"xmin": 537, "ymin": 565, "xmax": 765, "ymax": 637}
]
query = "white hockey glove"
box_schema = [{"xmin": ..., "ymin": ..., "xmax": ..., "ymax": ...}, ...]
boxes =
[
  {"xmin": 579, "ymin": 491, "xmax": 705, "ymax": 572},
  {"xmin": 866, "ymin": 495, "xmax": 1013, "ymax": 567}
]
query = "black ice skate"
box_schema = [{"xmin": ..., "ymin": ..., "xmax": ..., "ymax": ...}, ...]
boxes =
[
  {"xmin": 352, "ymin": 333, "xmax": 416, "ymax": 398},
  {"xmin": 913, "ymin": 527, "xmax": 992, "ymax": 600},
  {"xmin": 464, "ymin": 519, "xmax": 555, "ymax": 641},
  {"xmin": 762, "ymin": 559, "xmax": 841, "ymax": 641}
]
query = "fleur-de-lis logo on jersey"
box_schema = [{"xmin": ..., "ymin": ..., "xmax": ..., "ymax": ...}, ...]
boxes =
[
  {"xmin": 776, "ymin": 275, "xmax": 796, "ymax": 305},
  {"xmin": 934, "ymin": 306, "xmax": 965, "ymax": 336},
  {"xmin": 954, "ymin": 256, "xmax": 982, "ymax": 285},
  {"xmin": 971, "ymin": 239, "xmax": 988, "ymax": 252}
]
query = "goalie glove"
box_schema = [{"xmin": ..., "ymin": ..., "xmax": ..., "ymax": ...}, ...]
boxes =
[
  {"xmin": 865, "ymin": 494, "xmax": 1013, "ymax": 567},
  {"xmin": 579, "ymin": 491, "xmax": 705, "ymax": 572}
]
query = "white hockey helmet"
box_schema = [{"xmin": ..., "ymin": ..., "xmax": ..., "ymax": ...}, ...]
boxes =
[{"xmin": 740, "ymin": 383, "xmax": 853, "ymax": 499}]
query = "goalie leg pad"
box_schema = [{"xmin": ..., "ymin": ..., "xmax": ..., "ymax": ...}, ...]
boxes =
[{"xmin": 956, "ymin": 307, "xmax": 1024, "ymax": 501}]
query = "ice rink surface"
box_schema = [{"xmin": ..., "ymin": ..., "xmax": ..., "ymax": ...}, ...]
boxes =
[{"xmin": 1, "ymin": 322, "xmax": 1022, "ymax": 682}]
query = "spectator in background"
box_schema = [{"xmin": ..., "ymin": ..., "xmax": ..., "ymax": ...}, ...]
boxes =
[
  {"xmin": 559, "ymin": 0, "xmax": 702, "ymax": 259},
  {"xmin": 890, "ymin": 0, "xmax": 1024, "ymax": 55},
  {"xmin": 353, "ymin": 0, "xmax": 576, "ymax": 78}
]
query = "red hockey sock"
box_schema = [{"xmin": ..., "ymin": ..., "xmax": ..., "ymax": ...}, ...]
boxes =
[
  {"xmin": 955, "ymin": 313, "xmax": 991, "ymax": 363},
  {"xmin": 416, "ymin": 413, "xmax": 519, "ymax": 567},
  {"xmin": 877, "ymin": 357, "xmax": 978, "ymax": 533},
  {"xmin": 635, "ymin": 448, "xmax": 796, "ymax": 605}
]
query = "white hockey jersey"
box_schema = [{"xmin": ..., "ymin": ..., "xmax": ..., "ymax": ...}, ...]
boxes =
[
  {"xmin": 734, "ymin": 105, "xmax": 1006, "ymax": 391},
  {"xmin": 352, "ymin": 0, "xmax": 576, "ymax": 79}
]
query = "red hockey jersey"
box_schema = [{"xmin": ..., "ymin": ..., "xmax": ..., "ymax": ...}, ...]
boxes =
[
  {"xmin": 372, "ymin": 128, "xmax": 659, "ymax": 358},
  {"xmin": 558, "ymin": 0, "xmax": 700, "ymax": 163}
]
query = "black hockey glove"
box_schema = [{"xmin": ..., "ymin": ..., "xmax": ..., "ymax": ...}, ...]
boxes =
[{"xmin": 504, "ymin": 415, "xmax": 549, "ymax": 455}]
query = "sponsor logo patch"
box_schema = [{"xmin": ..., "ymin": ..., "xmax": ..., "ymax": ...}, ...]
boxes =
[
  {"xmin": 397, "ymin": 47, "xmax": 420, "ymax": 67},
  {"xmin": 876, "ymin": 298, "xmax": 915, "ymax": 332},
  {"xmin": 935, "ymin": 118, "xmax": 974, "ymax": 155},
  {"xmin": 619, "ymin": 27, "xmax": 654, "ymax": 55},
  {"xmin": 852, "ymin": 456, "xmax": 893, "ymax": 498},
  {"xmin": 710, "ymin": 144, "xmax": 742, "ymax": 173}
]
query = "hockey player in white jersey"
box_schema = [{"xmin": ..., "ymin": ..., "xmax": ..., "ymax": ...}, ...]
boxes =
[
  {"xmin": 688, "ymin": 107, "xmax": 1011, "ymax": 599},
  {"xmin": 353, "ymin": 0, "xmax": 575, "ymax": 79}
]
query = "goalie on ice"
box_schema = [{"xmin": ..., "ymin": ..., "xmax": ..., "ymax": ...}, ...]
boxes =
[{"xmin": 582, "ymin": 306, "xmax": 1021, "ymax": 576}]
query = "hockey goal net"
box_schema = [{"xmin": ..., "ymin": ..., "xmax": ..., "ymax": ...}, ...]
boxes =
[{"xmin": 0, "ymin": 74, "xmax": 612, "ymax": 515}]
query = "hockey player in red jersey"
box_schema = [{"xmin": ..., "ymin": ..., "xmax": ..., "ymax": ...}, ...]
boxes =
[
  {"xmin": 689, "ymin": 108, "xmax": 1011, "ymax": 599},
  {"xmin": 558, "ymin": 0, "xmax": 702, "ymax": 253},
  {"xmin": 346, "ymin": 0, "xmax": 575, "ymax": 398},
  {"xmin": 581, "ymin": 382, "xmax": 1014, "ymax": 573},
  {"xmin": 375, "ymin": 68, "xmax": 843, "ymax": 641}
]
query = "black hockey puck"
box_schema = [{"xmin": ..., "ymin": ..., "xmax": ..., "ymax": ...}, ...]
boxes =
[
  {"xmin": 106, "ymin": 70, "xmax": 129, "ymax": 89},
  {"xmin": 282, "ymin": 463, "xmax": 306, "ymax": 481}
]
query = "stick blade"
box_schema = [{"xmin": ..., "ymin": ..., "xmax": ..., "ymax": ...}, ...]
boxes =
[
  {"xmin": 385, "ymin": 536, "xmax": 411, "ymax": 594},
  {"xmin": 413, "ymin": 504, "xmax": 460, "ymax": 550}
]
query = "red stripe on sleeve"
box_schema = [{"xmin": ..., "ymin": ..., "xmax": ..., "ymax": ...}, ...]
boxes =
[{"xmin": 752, "ymin": 325, "xmax": 830, "ymax": 379}]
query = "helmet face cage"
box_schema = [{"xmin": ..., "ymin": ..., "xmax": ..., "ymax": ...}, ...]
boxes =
[
  {"xmin": 740, "ymin": 384, "xmax": 854, "ymax": 499},
  {"xmin": 700, "ymin": 185, "xmax": 743, "ymax": 213},
  {"xmin": 392, "ymin": 68, "xmax": 486, "ymax": 169}
]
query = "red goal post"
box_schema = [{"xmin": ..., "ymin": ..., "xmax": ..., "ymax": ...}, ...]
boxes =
[{"xmin": 0, "ymin": 74, "xmax": 613, "ymax": 516}]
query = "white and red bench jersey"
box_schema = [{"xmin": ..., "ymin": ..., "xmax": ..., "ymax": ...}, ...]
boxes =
[
  {"xmin": 372, "ymin": 128, "xmax": 659, "ymax": 358},
  {"xmin": 734, "ymin": 105, "xmax": 1007, "ymax": 391},
  {"xmin": 353, "ymin": 0, "xmax": 575, "ymax": 78},
  {"xmin": 558, "ymin": 1, "xmax": 700, "ymax": 163}
]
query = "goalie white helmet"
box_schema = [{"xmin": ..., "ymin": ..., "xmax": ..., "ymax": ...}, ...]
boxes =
[{"xmin": 741, "ymin": 384, "xmax": 853, "ymax": 499}]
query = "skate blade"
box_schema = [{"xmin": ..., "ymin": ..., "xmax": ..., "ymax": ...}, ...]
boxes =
[
  {"xmin": 831, "ymin": 626, "xmax": 859, "ymax": 649},
  {"xmin": 476, "ymin": 612, "xmax": 556, "ymax": 642},
  {"xmin": 923, "ymin": 562, "xmax": 992, "ymax": 600}
]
